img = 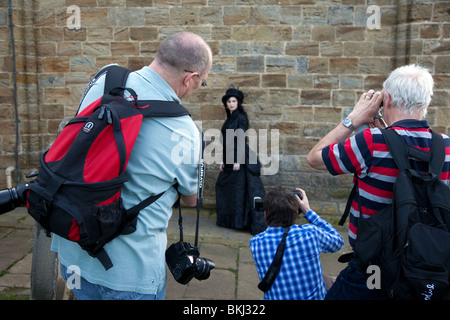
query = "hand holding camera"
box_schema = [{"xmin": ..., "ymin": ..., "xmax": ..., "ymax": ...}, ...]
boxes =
[
  {"xmin": 345, "ymin": 90, "xmax": 385, "ymax": 132},
  {"xmin": 293, "ymin": 188, "xmax": 311, "ymax": 215}
]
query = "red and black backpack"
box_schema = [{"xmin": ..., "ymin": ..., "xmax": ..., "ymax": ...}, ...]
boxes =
[{"xmin": 25, "ymin": 66, "xmax": 190, "ymax": 270}]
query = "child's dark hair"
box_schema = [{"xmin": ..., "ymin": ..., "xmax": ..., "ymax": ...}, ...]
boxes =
[{"xmin": 263, "ymin": 188, "xmax": 299, "ymax": 227}]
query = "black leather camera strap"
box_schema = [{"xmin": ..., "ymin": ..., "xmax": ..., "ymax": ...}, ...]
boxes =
[
  {"xmin": 175, "ymin": 125, "xmax": 205, "ymax": 247},
  {"xmin": 257, "ymin": 226, "xmax": 290, "ymax": 292}
]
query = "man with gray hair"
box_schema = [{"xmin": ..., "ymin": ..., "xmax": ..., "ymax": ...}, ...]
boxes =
[
  {"xmin": 307, "ymin": 64, "xmax": 450, "ymax": 299},
  {"xmin": 51, "ymin": 32, "xmax": 213, "ymax": 300}
]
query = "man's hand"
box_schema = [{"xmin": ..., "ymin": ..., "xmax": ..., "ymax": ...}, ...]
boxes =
[
  {"xmin": 294, "ymin": 188, "xmax": 310, "ymax": 215},
  {"xmin": 347, "ymin": 90, "xmax": 384, "ymax": 128},
  {"xmin": 307, "ymin": 90, "xmax": 383, "ymax": 170}
]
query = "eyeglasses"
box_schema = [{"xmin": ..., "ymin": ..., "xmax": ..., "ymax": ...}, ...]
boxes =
[{"xmin": 185, "ymin": 70, "xmax": 207, "ymax": 87}]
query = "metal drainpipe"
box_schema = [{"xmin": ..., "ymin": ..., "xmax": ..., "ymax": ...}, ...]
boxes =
[
  {"xmin": 5, "ymin": 166, "xmax": 14, "ymax": 188},
  {"xmin": 8, "ymin": 0, "xmax": 20, "ymax": 186}
]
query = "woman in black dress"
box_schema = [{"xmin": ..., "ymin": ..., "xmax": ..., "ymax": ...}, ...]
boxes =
[{"xmin": 215, "ymin": 88, "xmax": 266, "ymax": 234}]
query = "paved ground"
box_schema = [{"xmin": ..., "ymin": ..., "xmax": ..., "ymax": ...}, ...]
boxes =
[{"xmin": 0, "ymin": 207, "xmax": 350, "ymax": 300}]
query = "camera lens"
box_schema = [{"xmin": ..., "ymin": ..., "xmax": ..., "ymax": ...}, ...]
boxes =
[
  {"xmin": 194, "ymin": 257, "xmax": 215, "ymax": 281},
  {"xmin": 0, "ymin": 188, "xmax": 22, "ymax": 214}
]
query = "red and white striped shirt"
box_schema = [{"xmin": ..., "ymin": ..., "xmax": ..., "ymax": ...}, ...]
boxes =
[{"xmin": 322, "ymin": 120, "xmax": 450, "ymax": 247}]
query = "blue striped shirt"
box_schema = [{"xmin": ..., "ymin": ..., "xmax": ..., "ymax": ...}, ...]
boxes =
[
  {"xmin": 249, "ymin": 210, "xmax": 344, "ymax": 300},
  {"xmin": 322, "ymin": 120, "xmax": 450, "ymax": 247}
]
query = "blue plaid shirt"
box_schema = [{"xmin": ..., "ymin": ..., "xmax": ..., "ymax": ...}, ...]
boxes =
[{"xmin": 250, "ymin": 210, "xmax": 344, "ymax": 300}]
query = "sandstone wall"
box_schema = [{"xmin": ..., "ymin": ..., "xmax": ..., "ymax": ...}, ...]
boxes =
[{"xmin": 1, "ymin": 0, "xmax": 448, "ymax": 215}]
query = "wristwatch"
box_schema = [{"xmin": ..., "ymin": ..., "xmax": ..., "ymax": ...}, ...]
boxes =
[{"xmin": 342, "ymin": 117, "xmax": 355, "ymax": 131}]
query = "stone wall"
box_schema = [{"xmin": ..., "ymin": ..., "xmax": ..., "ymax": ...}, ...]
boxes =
[{"xmin": 1, "ymin": 0, "xmax": 449, "ymax": 215}]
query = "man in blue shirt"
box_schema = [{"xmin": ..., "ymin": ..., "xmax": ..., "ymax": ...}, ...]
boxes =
[
  {"xmin": 51, "ymin": 32, "xmax": 213, "ymax": 300},
  {"xmin": 250, "ymin": 188, "xmax": 344, "ymax": 300}
]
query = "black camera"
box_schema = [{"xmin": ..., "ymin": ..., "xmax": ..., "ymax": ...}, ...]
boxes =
[
  {"xmin": 254, "ymin": 196, "xmax": 263, "ymax": 212},
  {"xmin": 0, "ymin": 184, "xmax": 28, "ymax": 215},
  {"xmin": 166, "ymin": 241, "xmax": 215, "ymax": 285},
  {"xmin": 293, "ymin": 190, "xmax": 303, "ymax": 200}
]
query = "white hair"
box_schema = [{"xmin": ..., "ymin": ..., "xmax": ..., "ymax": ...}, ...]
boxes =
[{"xmin": 383, "ymin": 64, "xmax": 433, "ymax": 118}]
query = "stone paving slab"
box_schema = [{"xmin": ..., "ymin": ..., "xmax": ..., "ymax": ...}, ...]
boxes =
[{"xmin": 0, "ymin": 208, "xmax": 349, "ymax": 300}]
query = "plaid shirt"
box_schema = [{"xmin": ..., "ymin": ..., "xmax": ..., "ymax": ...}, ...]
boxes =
[{"xmin": 250, "ymin": 210, "xmax": 344, "ymax": 300}]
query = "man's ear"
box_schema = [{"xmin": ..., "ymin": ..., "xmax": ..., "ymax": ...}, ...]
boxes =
[
  {"xmin": 384, "ymin": 91, "xmax": 391, "ymax": 109},
  {"xmin": 183, "ymin": 72, "xmax": 197, "ymax": 87}
]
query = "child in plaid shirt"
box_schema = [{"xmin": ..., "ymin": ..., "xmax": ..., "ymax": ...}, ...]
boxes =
[{"xmin": 250, "ymin": 188, "xmax": 344, "ymax": 300}]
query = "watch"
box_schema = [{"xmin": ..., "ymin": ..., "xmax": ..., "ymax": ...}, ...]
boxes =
[{"xmin": 342, "ymin": 117, "xmax": 355, "ymax": 131}]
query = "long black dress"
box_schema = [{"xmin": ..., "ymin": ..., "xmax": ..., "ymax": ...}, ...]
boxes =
[{"xmin": 215, "ymin": 110, "xmax": 266, "ymax": 235}]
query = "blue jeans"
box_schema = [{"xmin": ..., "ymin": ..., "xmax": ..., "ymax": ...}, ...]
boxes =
[
  {"xmin": 60, "ymin": 263, "xmax": 166, "ymax": 300},
  {"xmin": 325, "ymin": 259, "xmax": 388, "ymax": 300}
]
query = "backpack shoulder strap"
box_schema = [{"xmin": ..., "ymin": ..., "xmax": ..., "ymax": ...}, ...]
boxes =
[
  {"xmin": 136, "ymin": 100, "xmax": 191, "ymax": 117},
  {"xmin": 103, "ymin": 66, "xmax": 191, "ymax": 118},
  {"xmin": 429, "ymin": 131, "xmax": 445, "ymax": 176},
  {"xmin": 381, "ymin": 129, "xmax": 411, "ymax": 171},
  {"xmin": 338, "ymin": 178, "xmax": 358, "ymax": 226},
  {"xmin": 381, "ymin": 129, "xmax": 445, "ymax": 176},
  {"xmin": 104, "ymin": 66, "xmax": 130, "ymax": 95}
]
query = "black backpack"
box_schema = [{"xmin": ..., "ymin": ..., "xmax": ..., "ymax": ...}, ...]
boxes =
[
  {"xmin": 24, "ymin": 66, "xmax": 191, "ymax": 270},
  {"xmin": 348, "ymin": 129, "xmax": 450, "ymax": 300}
]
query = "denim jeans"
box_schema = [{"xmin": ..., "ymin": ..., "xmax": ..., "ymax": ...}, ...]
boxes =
[
  {"xmin": 325, "ymin": 259, "xmax": 388, "ymax": 300},
  {"xmin": 60, "ymin": 263, "xmax": 166, "ymax": 300}
]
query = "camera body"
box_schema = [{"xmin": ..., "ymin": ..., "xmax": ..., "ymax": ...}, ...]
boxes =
[
  {"xmin": 254, "ymin": 196, "xmax": 263, "ymax": 212},
  {"xmin": 166, "ymin": 241, "xmax": 215, "ymax": 285},
  {"xmin": 293, "ymin": 190, "xmax": 303, "ymax": 200}
]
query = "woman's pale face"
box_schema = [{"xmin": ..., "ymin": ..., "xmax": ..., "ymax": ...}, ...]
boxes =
[{"xmin": 226, "ymin": 97, "xmax": 238, "ymax": 112}]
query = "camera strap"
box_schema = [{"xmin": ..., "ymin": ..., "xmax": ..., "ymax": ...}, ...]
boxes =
[
  {"xmin": 257, "ymin": 226, "xmax": 290, "ymax": 292},
  {"xmin": 175, "ymin": 124, "xmax": 205, "ymax": 246}
]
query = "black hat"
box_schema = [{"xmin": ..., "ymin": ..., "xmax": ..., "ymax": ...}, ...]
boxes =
[{"xmin": 222, "ymin": 88, "xmax": 244, "ymax": 106}]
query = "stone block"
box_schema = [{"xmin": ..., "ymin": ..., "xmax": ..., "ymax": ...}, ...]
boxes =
[
  {"xmin": 129, "ymin": 27, "xmax": 158, "ymax": 41},
  {"xmin": 233, "ymin": 26, "xmax": 274, "ymax": 41},
  {"xmin": 420, "ymin": 23, "xmax": 441, "ymax": 39},
  {"xmin": 250, "ymin": 6, "xmax": 280, "ymax": 25},
  {"xmin": 265, "ymin": 56, "xmax": 296, "ymax": 73},
  {"xmin": 435, "ymin": 56, "xmax": 450, "ymax": 74},
  {"xmin": 301, "ymin": 90, "xmax": 330, "ymax": 106},
  {"xmin": 330, "ymin": 58, "xmax": 358, "ymax": 74},
  {"xmin": 336, "ymin": 26, "xmax": 365, "ymax": 41},
  {"xmin": 144, "ymin": 8, "xmax": 170, "ymax": 26},
  {"xmin": 286, "ymin": 41, "xmax": 319, "ymax": 56},
  {"xmin": 251, "ymin": 41, "xmax": 284, "ymax": 55},
  {"xmin": 169, "ymin": 7, "xmax": 199, "ymax": 26},
  {"xmin": 314, "ymin": 75, "xmax": 339, "ymax": 89},
  {"xmin": 302, "ymin": 6, "xmax": 327, "ymax": 25},
  {"xmin": 42, "ymin": 57, "xmax": 70, "ymax": 73},
  {"xmin": 199, "ymin": 7, "xmax": 224, "ymax": 25},
  {"xmin": 308, "ymin": 57, "xmax": 329, "ymax": 73},
  {"xmin": 262, "ymin": 74, "xmax": 286, "ymax": 88},
  {"xmin": 223, "ymin": 6, "xmax": 250, "ymax": 25},
  {"xmin": 311, "ymin": 25, "xmax": 336, "ymax": 41},
  {"xmin": 296, "ymin": 56, "xmax": 308, "ymax": 74},
  {"xmin": 332, "ymin": 90, "xmax": 356, "ymax": 107},
  {"xmin": 328, "ymin": 6, "xmax": 354, "ymax": 25},
  {"xmin": 111, "ymin": 42, "xmax": 139, "ymax": 56}
]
